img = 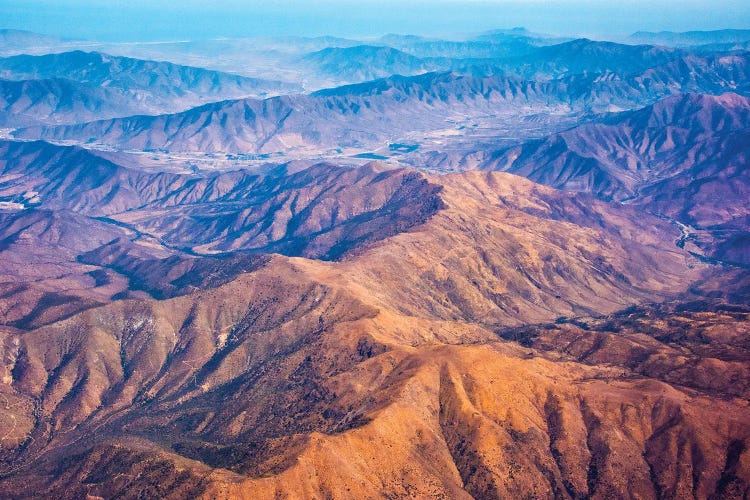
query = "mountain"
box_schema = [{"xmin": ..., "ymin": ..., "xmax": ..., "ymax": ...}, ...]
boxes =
[
  {"xmin": 478, "ymin": 92, "xmax": 750, "ymax": 263},
  {"xmin": 0, "ymin": 140, "xmax": 433, "ymax": 323},
  {"xmin": 471, "ymin": 39, "xmax": 684, "ymax": 81},
  {"xmin": 2, "ymin": 163, "xmax": 741, "ymax": 498},
  {"xmin": 301, "ymin": 45, "xmax": 430, "ymax": 82},
  {"xmin": 0, "ymin": 135, "xmax": 711, "ymax": 330},
  {"xmin": 1, "ymin": 28, "xmax": 749, "ymax": 499},
  {"xmin": 0, "ymin": 77, "xmax": 157, "ymax": 126},
  {"xmin": 62, "ymin": 35, "xmax": 364, "ymax": 91},
  {"xmin": 3, "ymin": 283, "xmax": 747, "ymax": 498},
  {"xmin": 0, "ymin": 51, "xmax": 300, "ymax": 120},
  {"xmin": 112, "ymin": 163, "xmax": 444, "ymax": 258},
  {"xmin": 473, "ymin": 27, "xmax": 572, "ymax": 45},
  {"xmin": 300, "ymin": 39, "xmax": 694, "ymax": 86},
  {"xmin": 694, "ymin": 41, "xmax": 750, "ymax": 52},
  {"xmin": 459, "ymin": 46, "xmax": 750, "ymax": 101},
  {"xmin": 629, "ymin": 29, "xmax": 750, "ymax": 47},
  {"xmin": 0, "ymin": 139, "xmax": 190, "ymax": 215},
  {"xmin": 481, "ymin": 92, "xmax": 750, "ymax": 199},
  {"xmin": 11, "ymin": 72, "xmax": 576, "ymax": 153},
  {"xmin": 0, "ymin": 136, "xmax": 708, "ymax": 324},
  {"xmin": 0, "ymin": 208, "xmax": 138, "ymax": 329},
  {"xmin": 628, "ymin": 51, "xmax": 750, "ymax": 96},
  {"xmin": 377, "ymin": 33, "xmax": 541, "ymax": 59},
  {"xmin": 16, "ymin": 50, "xmax": 750, "ymax": 155},
  {"xmin": 0, "ymin": 200, "xmax": 275, "ymax": 329},
  {"xmin": 10, "ymin": 48, "xmax": 750, "ymax": 154},
  {"xmin": 2, "ymin": 141, "xmax": 434, "ymax": 260}
]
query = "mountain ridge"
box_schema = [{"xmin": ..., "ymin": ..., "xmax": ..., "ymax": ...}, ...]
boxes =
[
  {"xmin": 475, "ymin": 91, "xmax": 750, "ymax": 263},
  {"xmin": 0, "ymin": 50, "xmax": 300, "ymax": 123},
  {"xmin": 0, "ymin": 167, "xmax": 736, "ymax": 499},
  {"xmin": 14, "ymin": 50, "xmax": 750, "ymax": 155}
]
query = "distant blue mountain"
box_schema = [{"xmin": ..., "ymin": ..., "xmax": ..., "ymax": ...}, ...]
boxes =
[
  {"xmin": 0, "ymin": 50, "xmax": 301, "ymax": 125},
  {"xmin": 302, "ymin": 45, "xmax": 429, "ymax": 82},
  {"xmin": 628, "ymin": 29, "xmax": 750, "ymax": 47},
  {"xmin": 16, "ymin": 48, "xmax": 750, "ymax": 154}
]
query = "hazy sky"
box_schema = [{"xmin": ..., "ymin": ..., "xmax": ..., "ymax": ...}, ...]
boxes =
[{"xmin": 1, "ymin": 0, "xmax": 749, "ymax": 41}]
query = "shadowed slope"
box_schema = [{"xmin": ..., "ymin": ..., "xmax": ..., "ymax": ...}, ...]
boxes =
[{"xmin": 0, "ymin": 141, "xmax": 446, "ymax": 258}]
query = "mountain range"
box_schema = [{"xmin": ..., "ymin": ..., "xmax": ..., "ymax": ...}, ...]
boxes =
[
  {"xmin": 3, "ymin": 155, "xmax": 748, "ymax": 498},
  {"xmin": 296, "ymin": 38, "xmax": 686, "ymax": 85},
  {"xmin": 475, "ymin": 92, "xmax": 750, "ymax": 264},
  {"xmin": 0, "ymin": 27, "xmax": 749, "ymax": 499},
  {"xmin": 302, "ymin": 45, "xmax": 429, "ymax": 82},
  {"xmin": 11, "ymin": 48, "xmax": 750, "ymax": 157},
  {"xmin": 0, "ymin": 51, "xmax": 299, "ymax": 126},
  {"xmin": 12, "ymin": 72, "xmax": 575, "ymax": 153},
  {"xmin": 0, "ymin": 77, "xmax": 143, "ymax": 126},
  {"xmin": 629, "ymin": 29, "xmax": 750, "ymax": 47}
]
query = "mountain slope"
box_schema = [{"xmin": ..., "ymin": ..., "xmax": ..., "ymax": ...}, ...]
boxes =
[
  {"xmin": 0, "ymin": 51, "xmax": 299, "ymax": 121},
  {"xmin": 0, "ymin": 208, "xmax": 138, "ymax": 329},
  {"xmin": 16, "ymin": 48, "xmax": 750, "ymax": 155},
  {"xmin": 15, "ymin": 50, "xmax": 750, "ymax": 155},
  {"xmin": 0, "ymin": 205, "xmax": 274, "ymax": 329},
  {"xmin": 302, "ymin": 45, "xmax": 429, "ymax": 82},
  {"xmin": 478, "ymin": 92, "xmax": 750, "ymax": 263},
  {"xmin": 482, "ymin": 92, "xmax": 750, "ymax": 200},
  {"xmin": 0, "ymin": 139, "xmax": 193, "ymax": 215},
  {"xmin": 113, "ymin": 162, "xmax": 444, "ymax": 258},
  {"xmin": 13, "ymin": 72, "xmax": 573, "ymax": 153},
  {"xmin": 378, "ymin": 33, "xmax": 539, "ymax": 59},
  {"xmin": 5, "ymin": 285, "xmax": 747, "ymax": 499},
  {"xmin": 0, "ymin": 169, "xmax": 738, "ymax": 499},
  {"xmin": 0, "ymin": 141, "xmax": 444, "ymax": 258},
  {"xmin": 0, "ymin": 78, "xmax": 150, "ymax": 126},
  {"xmin": 335, "ymin": 170, "xmax": 701, "ymax": 324},
  {"xmin": 0, "ymin": 140, "xmax": 705, "ymax": 318},
  {"xmin": 477, "ymin": 39, "xmax": 683, "ymax": 80}
]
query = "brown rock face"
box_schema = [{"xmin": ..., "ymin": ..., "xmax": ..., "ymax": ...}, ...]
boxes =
[{"xmin": 3, "ymin": 166, "xmax": 746, "ymax": 499}]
